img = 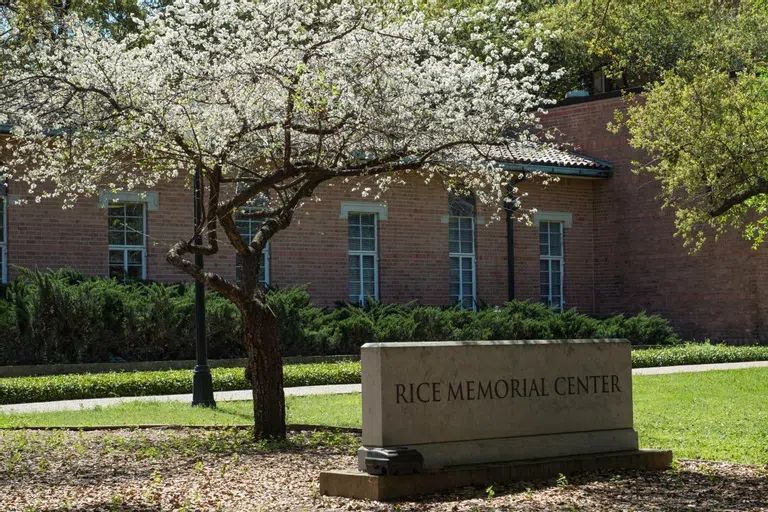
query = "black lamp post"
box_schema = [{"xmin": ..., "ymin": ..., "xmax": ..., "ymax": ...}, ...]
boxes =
[{"xmin": 192, "ymin": 166, "xmax": 216, "ymax": 407}]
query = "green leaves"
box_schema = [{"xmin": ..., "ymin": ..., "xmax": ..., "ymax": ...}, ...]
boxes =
[
  {"xmin": 621, "ymin": 66, "xmax": 768, "ymax": 249},
  {"xmin": 632, "ymin": 343, "xmax": 768, "ymax": 368},
  {"xmin": 0, "ymin": 361, "xmax": 362, "ymax": 405},
  {"xmin": 524, "ymin": 0, "xmax": 768, "ymax": 97}
]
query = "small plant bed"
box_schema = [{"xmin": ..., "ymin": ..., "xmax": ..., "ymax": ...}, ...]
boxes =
[
  {"xmin": 3, "ymin": 344, "xmax": 768, "ymax": 405},
  {"xmin": 632, "ymin": 342, "xmax": 768, "ymax": 368},
  {"xmin": 3, "ymin": 369, "xmax": 768, "ymax": 466},
  {"xmin": 0, "ymin": 361, "xmax": 360, "ymax": 405},
  {"xmin": 1, "ymin": 428, "xmax": 765, "ymax": 511}
]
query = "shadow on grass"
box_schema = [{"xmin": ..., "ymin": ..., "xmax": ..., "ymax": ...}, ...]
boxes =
[
  {"xmin": 0, "ymin": 428, "xmax": 359, "ymax": 486},
  {"xmin": 206, "ymin": 403, "xmax": 253, "ymax": 423}
]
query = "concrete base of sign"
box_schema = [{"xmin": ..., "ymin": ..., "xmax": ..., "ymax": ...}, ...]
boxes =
[
  {"xmin": 320, "ymin": 449, "xmax": 673, "ymax": 501},
  {"xmin": 357, "ymin": 427, "xmax": 639, "ymax": 470}
]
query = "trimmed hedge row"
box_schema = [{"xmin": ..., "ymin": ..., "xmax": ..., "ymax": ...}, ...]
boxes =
[
  {"xmin": 0, "ymin": 269, "xmax": 679, "ymax": 366},
  {"xmin": 632, "ymin": 343, "xmax": 768, "ymax": 368},
  {"xmin": 2, "ymin": 344, "xmax": 767, "ymax": 406},
  {"xmin": 0, "ymin": 361, "xmax": 361, "ymax": 406}
]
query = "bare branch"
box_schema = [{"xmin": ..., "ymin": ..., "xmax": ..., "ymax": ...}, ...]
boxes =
[{"xmin": 166, "ymin": 240, "xmax": 244, "ymax": 302}]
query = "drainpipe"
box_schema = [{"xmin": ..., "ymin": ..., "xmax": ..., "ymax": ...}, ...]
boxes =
[{"xmin": 505, "ymin": 176, "xmax": 526, "ymax": 302}]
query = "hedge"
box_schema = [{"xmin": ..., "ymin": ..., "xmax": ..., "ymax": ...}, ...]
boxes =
[
  {"xmin": 2, "ymin": 344, "xmax": 767, "ymax": 405},
  {"xmin": 0, "ymin": 361, "xmax": 361, "ymax": 406},
  {"xmin": 0, "ymin": 269, "xmax": 681, "ymax": 366},
  {"xmin": 631, "ymin": 343, "xmax": 768, "ymax": 368}
]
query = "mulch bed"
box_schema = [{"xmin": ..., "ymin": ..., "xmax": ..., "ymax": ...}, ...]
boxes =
[{"xmin": 1, "ymin": 429, "xmax": 766, "ymax": 511}]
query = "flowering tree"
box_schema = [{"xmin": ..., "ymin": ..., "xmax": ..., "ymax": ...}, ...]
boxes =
[{"xmin": 0, "ymin": 0, "xmax": 558, "ymax": 438}]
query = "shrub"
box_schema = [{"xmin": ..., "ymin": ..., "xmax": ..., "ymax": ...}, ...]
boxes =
[
  {"xmin": 631, "ymin": 342, "xmax": 768, "ymax": 368},
  {"xmin": 0, "ymin": 361, "xmax": 362, "ymax": 405},
  {"xmin": 0, "ymin": 268, "xmax": 681, "ymax": 366},
  {"xmin": 412, "ymin": 307, "xmax": 455, "ymax": 341},
  {"xmin": 597, "ymin": 312, "xmax": 678, "ymax": 346}
]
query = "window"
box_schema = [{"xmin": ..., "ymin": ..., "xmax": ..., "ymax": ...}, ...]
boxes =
[
  {"xmin": 108, "ymin": 202, "xmax": 146, "ymax": 281},
  {"xmin": 540, "ymin": 221, "xmax": 564, "ymax": 310},
  {"xmin": 348, "ymin": 212, "xmax": 378, "ymax": 304},
  {"xmin": 0, "ymin": 196, "xmax": 6, "ymax": 283},
  {"xmin": 448, "ymin": 192, "xmax": 476, "ymax": 309},
  {"xmin": 235, "ymin": 210, "xmax": 270, "ymax": 289}
]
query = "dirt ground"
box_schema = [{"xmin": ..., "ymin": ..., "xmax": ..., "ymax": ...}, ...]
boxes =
[{"xmin": 1, "ymin": 429, "xmax": 766, "ymax": 511}]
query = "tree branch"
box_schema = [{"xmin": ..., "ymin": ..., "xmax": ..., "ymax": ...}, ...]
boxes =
[
  {"xmin": 708, "ymin": 178, "xmax": 768, "ymax": 217},
  {"xmin": 166, "ymin": 240, "xmax": 244, "ymax": 303}
]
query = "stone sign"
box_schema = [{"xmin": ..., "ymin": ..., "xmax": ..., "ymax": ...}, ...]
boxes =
[{"xmin": 359, "ymin": 339, "xmax": 638, "ymax": 469}]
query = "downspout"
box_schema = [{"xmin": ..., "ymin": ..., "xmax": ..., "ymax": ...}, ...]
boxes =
[{"xmin": 505, "ymin": 175, "xmax": 527, "ymax": 302}]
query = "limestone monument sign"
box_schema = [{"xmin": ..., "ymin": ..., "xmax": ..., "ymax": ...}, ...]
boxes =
[
  {"xmin": 358, "ymin": 339, "xmax": 638, "ymax": 469},
  {"xmin": 320, "ymin": 339, "xmax": 672, "ymax": 500}
]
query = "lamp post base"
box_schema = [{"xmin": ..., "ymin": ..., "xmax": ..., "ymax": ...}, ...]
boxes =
[{"xmin": 192, "ymin": 365, "xmax": 216, "ymax": 407}]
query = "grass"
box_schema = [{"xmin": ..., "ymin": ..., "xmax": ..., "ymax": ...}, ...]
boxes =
[
  {"xmin": 2, "ymin": 344, "xmax": 768, "ymax": 405},
  {"xmin": 0, "ymin": 394, "xmax": 363, "ymax": 429},
  {"xmin": 634, "ymin": 367, "xmax": 768, "ymax": 465},
  {"xmin": 2, "ymin": 368, "xmax": 767, "ymax": 465}
]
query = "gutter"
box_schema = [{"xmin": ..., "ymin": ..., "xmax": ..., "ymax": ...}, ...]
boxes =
[{"xmin": 498, "ymin": 162, "xmax": 613, "ymax": 179}]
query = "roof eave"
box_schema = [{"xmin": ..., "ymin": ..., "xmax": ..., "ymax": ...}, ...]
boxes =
[{"xmin": 497, "ymin": 162, "xmax": 613, "ymax": 179}]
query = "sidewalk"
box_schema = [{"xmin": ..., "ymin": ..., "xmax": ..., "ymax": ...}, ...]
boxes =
[{"xmin": 2, "ymin": 361, "xmax": 767, "ymax": 414}]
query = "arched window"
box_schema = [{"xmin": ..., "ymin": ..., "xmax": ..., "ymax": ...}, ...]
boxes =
[{"xmin": 448, "ymin": 190, "xmax": 476, "ymax": 309}]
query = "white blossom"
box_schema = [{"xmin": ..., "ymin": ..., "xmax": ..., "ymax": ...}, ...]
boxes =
[{"xmin": 0, "ymin": 0, "xmax": 561, "ymax": 264}]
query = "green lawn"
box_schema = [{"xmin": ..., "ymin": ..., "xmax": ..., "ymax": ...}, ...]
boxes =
[
  {"xmin": 633, "ymin": 368, "xmax": 768, "ymax": 464},
  {"xmin": 2, "ymin": 368, "xmax": 766, "ymax": 465},
  {"xmin": 0, "ymin": 394, "xmax": 363, "ymax": 429}
]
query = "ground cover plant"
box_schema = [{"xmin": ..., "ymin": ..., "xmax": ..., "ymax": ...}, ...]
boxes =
[
  {"xmin": 0, "ymin": 269, "xmax": 679, "ymax": 366},
  {"xmin": 3, "ymin": 368, "xmax": 768, "ymax": 466},
  {"xmin": 0, "ymin": 362, "xmax": 361, "ymax": 405},
  {"xmin": 631, "ymin": 343, "xmax": 768, "ymax": 368},
  {"xmin": 3, "ymin": 343, "xmax": 767, "ymax": 405}
]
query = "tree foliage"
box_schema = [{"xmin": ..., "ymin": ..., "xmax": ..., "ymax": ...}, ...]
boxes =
[
  {"xmin": 616, "ymin": 67, "xmax": 768, "ymax": 249},
  {"xmin": 1, "ymin": 0, "xmax": 155, "ymax": 40},
  {"xmin": 528, "ymin": 0, "xmax": 768, "ymax": 96}
]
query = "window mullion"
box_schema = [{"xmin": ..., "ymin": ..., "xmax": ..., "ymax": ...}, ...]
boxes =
[
  {"xmin": 457, "ymin": 255, "xmax": 463, "ymax": 305},
  {"xmin": 359, "ymin": 254, "xmax": 364, "ymax": 305},
  {"xmin": 545, "ymin": 257, "xmax": 550, "ymax": 306}
]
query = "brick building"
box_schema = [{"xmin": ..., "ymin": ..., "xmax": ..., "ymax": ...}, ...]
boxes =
[{"xmin": 1, "ymin": 93, "xmax": 765, "ymax": 342}]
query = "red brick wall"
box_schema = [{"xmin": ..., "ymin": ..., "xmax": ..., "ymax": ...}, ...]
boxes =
[
  {"xmin": 3, "ymin": 171, "xmax": 599, "ymax": 312},
  {"xmin": 5, "ymin": 98, "xmax": 765, "ymax": 341},
  {"xmin": 545, "ymin": 96, "xmax": 766, "ymax": 341},
  {"xmin": 513, "ymin": 178, "xmax": 597, "ymax": 314},
  {"xmin": 6, "ymin": 189, "xmax": 108, "ymax": 278}
]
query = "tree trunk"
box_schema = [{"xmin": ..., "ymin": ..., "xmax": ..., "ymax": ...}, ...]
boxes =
[{"xmin": 242, "ymin": 300, "xmax": 286, "ymax": 439}]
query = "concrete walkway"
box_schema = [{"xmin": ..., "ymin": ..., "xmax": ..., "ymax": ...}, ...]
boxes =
[
  {"xmin": 1, "ymin": 361, "xmax": 767, "ymax": 414},
  {"xmin": 631, "ymin": 360, "xmax": 768, "ymax": 375},
  {"xmin": 0, "ymin": 383, "xmax": 361, "ymax": 414}
]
